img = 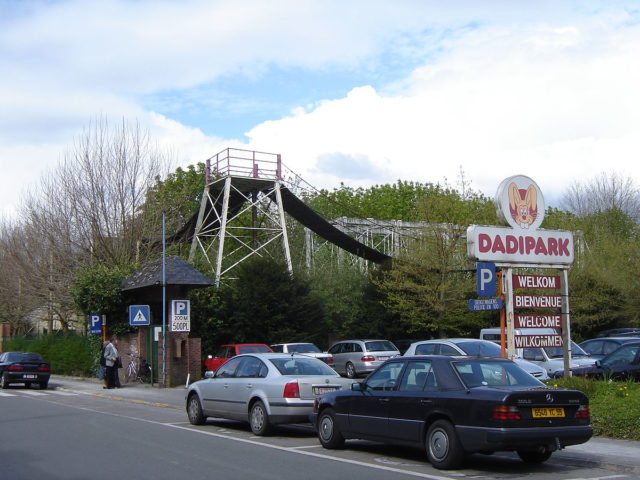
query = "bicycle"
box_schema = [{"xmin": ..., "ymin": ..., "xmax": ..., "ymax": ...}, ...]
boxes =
[{"xmin": 126, "ymin": 353, "xmax": 152, "ymax": 383}]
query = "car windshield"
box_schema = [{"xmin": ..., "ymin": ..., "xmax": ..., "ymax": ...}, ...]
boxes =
[
  {"xmin": 453, "ymin": 360, "xmax": 544, "ymax": 388},
  {"xmin": 287, "ymin": 344, "xmax": 321, "ymax": 353},
  {"xmin": 365, "ymin": 341, "xmax": 397, "ymax": 352},
  {"xmin": 545, "ymin": 341, "xmax": 588, "ymax": 358},
  {"xmin": 237, "ymin": 345, "xmax": 271, "ymax": 354},
  {"xmin": 602, "ymin": 344, "xmax": 640, "ymax": 367},
  {"xmin": 457, "ymin": 341, "xmax": 502, "ymax": 357},
  {"xmin": 4, "ymin": 352, "xmax": 44, "ymax": 363},
  {"xmin": 270, "ymin": 357, "xmax": 337, "ymax": 376}
]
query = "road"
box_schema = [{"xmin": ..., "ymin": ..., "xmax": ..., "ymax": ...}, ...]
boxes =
[{"xmin": 1, "ymin": 377, "xmax": 639, "ymax": 480}]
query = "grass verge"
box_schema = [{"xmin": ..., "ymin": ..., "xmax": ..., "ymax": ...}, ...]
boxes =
[{"xmin": 548, "ymin": 377, "xmax": 640, "ymax": 440}]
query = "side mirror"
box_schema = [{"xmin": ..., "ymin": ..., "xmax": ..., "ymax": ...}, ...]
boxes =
[
  {"xmin": 207, "ymin": 355, "xmax": 213, "ymax": 359},
  {"xmin": 595, "ymin": 360, "xmax": 601, "ymax": 368},
  {"xmin": 204, "ymin": 370, "xmax": 215, "ymax": 379},
  {"xmin": 351, "ymin": 382, "xmax": 364, "ymax": 391}
]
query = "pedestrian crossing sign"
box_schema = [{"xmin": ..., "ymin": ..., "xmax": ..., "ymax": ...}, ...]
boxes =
[{"xmin": 129, "ymin": 305, "xmax": 151, "ymax": 326}]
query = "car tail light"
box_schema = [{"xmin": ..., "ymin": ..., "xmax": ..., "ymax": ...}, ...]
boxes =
[
  {"xmin": 38, "ymin": 366, "xmax": 50, "ymax": 372},
  {"xmin": 361, "ymin": 355, "xmax": 376, "ymax": 362},
  {"xmin": 491, "ymin": 405, "xmax": 521, "ymax": 420},
  {"xmin": 575, "ymin": 405, "xmax": 590, "ymax": 419},
  {"xmin": 283, "ymin": 381, "xmax": 300, "ymax": 398},
  {"xmin": 325, "ymin": 357, "xmax": 334, "ymax": 365},
  {"xmin": 8, "ymin": 365, "xmax": 24, "ymax": 371}
]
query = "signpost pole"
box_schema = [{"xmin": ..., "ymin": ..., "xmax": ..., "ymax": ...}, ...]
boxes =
[
  {"xmin": 498, "ymin": 271, "xmax": 506, "ymax": 358},
  {"xmin": 162, "ymin": 213, "xmax": 167, "ymax": 388},
  {"xmin": 561, "ymin": 268, "xmax": 572, "ymax": 378},
  {"xmin": 504, "ymin": 267, "xmax": 515, "ymax": 360}
]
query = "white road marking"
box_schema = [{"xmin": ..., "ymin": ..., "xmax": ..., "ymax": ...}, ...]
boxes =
[
  {"xmin": 0, "ymin": 392, "xmax": 18, "ymax": 397},
  {"xmin": 19, "ymin": 390, "xmax": 48, "ymax": 396},
  {"xmin": 48, "ymin": 390, "xmax": 78, "ymax": 396},
  {"xmin": 563, "ymin": 475, "xmax": 629, "ymax": 480}
]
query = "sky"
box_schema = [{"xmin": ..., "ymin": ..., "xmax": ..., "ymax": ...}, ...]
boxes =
[{"xmin": 2, "ymin": 0, "xmax": 640, "ymax": 220}]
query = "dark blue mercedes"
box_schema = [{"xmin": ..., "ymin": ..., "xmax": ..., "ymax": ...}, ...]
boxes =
[{"xmin": 310, "ymin": 355, "xmax": 592, "ymax": 470}]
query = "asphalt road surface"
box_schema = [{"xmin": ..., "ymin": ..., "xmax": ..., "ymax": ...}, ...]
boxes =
[{"xmin": 1, "ymin": 379, "xmax": 639, "ymax": 480}]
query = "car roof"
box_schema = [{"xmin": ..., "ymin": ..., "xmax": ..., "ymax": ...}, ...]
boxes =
[
  {"xmin": 232, "ymin": 352, "xmax": 325, "ymax": 360},
  {"xmin": 583, "ymin": 337, "xmax": 640, "ymax": 341},
  {"xmin": 222, "ymin": 343, "xmax": 270, "ymax": 347},
  {"xmin": 411, "ymin": 338, "xmax": 491, "ymax": 345}
]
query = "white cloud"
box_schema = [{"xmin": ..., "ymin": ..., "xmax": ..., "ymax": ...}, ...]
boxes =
[
  {"xmin": 2, "ymin": 1, "xmax": 640, "ymax": 220},
  {"xmin": 242, "ymin": 17, "xmax": 640, "ymax": 205}
]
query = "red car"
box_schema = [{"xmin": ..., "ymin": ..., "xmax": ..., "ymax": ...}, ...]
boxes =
[{"xmin": 204, "ymin": 343, "xmax": 273, "ymax": 372}]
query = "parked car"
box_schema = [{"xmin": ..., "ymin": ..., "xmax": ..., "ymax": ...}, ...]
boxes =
[
  {"xmin": 187, "ymin": 353, "xmax": 352, "ymax": 435},
  {"xmin": 480, "ymin": 328, "xmax": 597, "ymax": 376},
  {"xmin": 204, "ymin": 343, "xmax": 273, "ymax": 372},
  {"xmin": 579, "ymin": 337, "xmax": 640, "ymax": 360},
  {"xmin": 311, "ymin": 355, "xmax": 592, "ymax": 469},
  {"xmin": 403, "ymin": 338, "xmax": 550, "ymax": 380},
  {"xmin": 327, "ymin": 339, "xmax": 400, "ymax": 378},
  {"xmin": 595, "ymin": 328, "xmax": 640, "ymax": 338},
  {"xmin": 270, "ymin": 343, "xmax": 333, "ymax": 365},
  {"xmin": 565, "ymin": 342, "xmax": 640, "ymax": 380},
  {"xmin": 0, "ymin": 352, "xmax": 51, "ymax": 389}
]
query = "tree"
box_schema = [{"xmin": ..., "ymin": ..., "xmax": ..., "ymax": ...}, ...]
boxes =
[
  {"xmin": 0, "ymin": 117, "xmax": 171, "ymax": 333},
  {"xmin": 374, "ymin": 185, "xmax": 497, "ymax": 338},
  {"xmin": 561, "ymin": 171, "xmax": 640, "ymax": 221}
]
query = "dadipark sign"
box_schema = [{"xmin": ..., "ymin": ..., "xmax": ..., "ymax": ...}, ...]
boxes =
[{"xmin": 467, "ymin": 175, "xmax": 574, "ymax": 265}]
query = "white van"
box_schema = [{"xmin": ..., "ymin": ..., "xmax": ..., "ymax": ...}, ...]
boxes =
[{"xmin": 480, "ymin": 328, "xmax": 597, "ymax": 376}]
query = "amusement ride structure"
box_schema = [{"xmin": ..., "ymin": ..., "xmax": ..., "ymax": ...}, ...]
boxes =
[{"xmin": 182, "ymin": 148, "xmax": 429, "ymax": 284}]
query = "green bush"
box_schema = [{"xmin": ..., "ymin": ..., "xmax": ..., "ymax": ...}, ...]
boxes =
[
  {"xmin": 4, "ymin": 333, "xmax": 102, "ymax": 377},
  {"xmin": 549, "ymin": 377, "xmax": 640, "ymax": 440}
]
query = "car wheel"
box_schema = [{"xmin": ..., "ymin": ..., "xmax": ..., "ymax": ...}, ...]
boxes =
[
  {"xmin": 0, "ymin": 374, "xmax": 8, "ymax": 389},
  {"xmin": 426, "ymin": 419, "xmax": 465, "ymax": 470},
  {"xmin": 318, "ymin": 408, "xmax": 345, "ymax": 449},
  {"xmin": 517, "ymin": 449, "xmax": 552, "ymax": 463},
  {"xmin": 187, "ymin": 394, "xmax": 206, "ymax": 425},
  {"xmin": 345, "ymin": 362, "xmax": 357, "ymax": 379},
  {"xmin": 250, "ymin": 400, "xmax": 272, "ymax": 436},
  {"xmin": 39, "ymin": 381, "xmax": 48, "ymax": 390}
]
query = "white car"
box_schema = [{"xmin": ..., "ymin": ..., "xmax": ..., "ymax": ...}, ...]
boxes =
[
  {"xmin": 270, "ymin": 343, "xmax": 333, "ymax": 366},
  {"xmin": 186, "ymin": 353, "xmax": 352, "ymax": 435},
  {"xmin": 403, "ymin": 338, "xmax": 550, "ymax": 380}
]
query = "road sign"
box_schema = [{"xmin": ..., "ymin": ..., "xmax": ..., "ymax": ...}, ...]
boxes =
[
  {"xmin": 476, "ymin": 262, "xmax": 496, "ymax": 297},
  {"xmin": 129, "ymin": 305, "xmax": 151, "ymax": 326},
  {"xmin": 468, "ymin": 298, "xmax": 503, "ymax": 311},
  {"xmin": 89, "ymin": 313, "xmax": 102, "ymax": 335},
  {"xmin": 170, "ymin": 300, "xmax": 190, "ymax": 332}
]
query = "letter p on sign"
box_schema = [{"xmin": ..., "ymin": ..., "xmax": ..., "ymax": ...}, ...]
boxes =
[{"xmin": 477, "ymin": 262, "xmax": 496, "ymax": 297}]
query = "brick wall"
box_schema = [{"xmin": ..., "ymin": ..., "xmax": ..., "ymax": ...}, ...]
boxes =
[{"xmin": 116, "ymin": 330, "xmax": 200, "ymax": 388}]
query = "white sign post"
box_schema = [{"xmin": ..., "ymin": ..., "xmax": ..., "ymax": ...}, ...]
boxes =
[{"xmin": 170, "ymin": 300, "xmax": 190, "ymax": 332}]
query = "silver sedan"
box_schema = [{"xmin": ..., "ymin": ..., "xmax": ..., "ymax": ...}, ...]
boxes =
[{"xmin": 186, "ymin": 353, "xmax": 352, "ymax": 435}]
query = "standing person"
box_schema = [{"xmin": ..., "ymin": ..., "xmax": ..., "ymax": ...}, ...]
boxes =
[
  {"xmin": 114, "ymin": 347, "xmax": 122, "ymax": 388},
  {"xmin": 103, "ymin": 336, "xmax": 119, "ymax": 389}
]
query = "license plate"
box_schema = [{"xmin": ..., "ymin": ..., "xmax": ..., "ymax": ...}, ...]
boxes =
[
  {"xmin": 23, "ymin": 374, "xmax": 37, "ymax": 379},
  {"xmin": 532, "ymin": 407, "xmax": 565, "ymax": 418},
  {"xmin": 313, "ymin": 386, "xmax": 338, "ymax": 395}
]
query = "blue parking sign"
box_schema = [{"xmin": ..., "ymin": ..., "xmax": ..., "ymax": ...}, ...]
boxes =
[
  {"xmin": 477, "ymin": 262, "xmax": 497, "ymax": 297},
  {"xmin": 89, "ymin": 313, "xmax": 102, "ymax": 335}
]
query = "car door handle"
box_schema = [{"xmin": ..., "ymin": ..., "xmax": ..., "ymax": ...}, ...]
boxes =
[
  {"xmin": 245, "ymin": 384, "xmax": 253, "ymax": 389},
  {"xmin": 223, "ymin": 384, "xmax": 229, "ymax": 388},
  {"xmin": 378, "ymin": 398, "xmax": 390, "ymax": 403},
  {"xmin": 420, "ymin": 399, "xmax": 433, "ymax": 404}
]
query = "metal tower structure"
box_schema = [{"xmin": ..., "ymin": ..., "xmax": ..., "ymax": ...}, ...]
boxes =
[{"xmin": 188, "ymin": 148, "xmax": 292, "ymax": 285}]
